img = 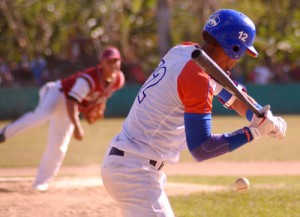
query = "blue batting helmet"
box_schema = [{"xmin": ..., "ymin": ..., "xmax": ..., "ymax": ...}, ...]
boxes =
[{"xmin": 203, "ymin": 9, "xmax": 258, "ymax": 59}]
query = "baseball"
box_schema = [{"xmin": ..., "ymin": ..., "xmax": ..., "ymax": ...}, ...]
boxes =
[{"xmin": 234, "ymin": 177, "xmax": 250, "ymax": 192}]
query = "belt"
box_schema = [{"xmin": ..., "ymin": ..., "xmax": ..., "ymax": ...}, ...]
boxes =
[{"xmin": 109, "ymin": 147, "xmax": 164, "ymax": 170}]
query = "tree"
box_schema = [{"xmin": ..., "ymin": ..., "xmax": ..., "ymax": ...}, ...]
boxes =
[{"xmin": 156, "ymin": 0, "xmax": 172, "ymax": 57}]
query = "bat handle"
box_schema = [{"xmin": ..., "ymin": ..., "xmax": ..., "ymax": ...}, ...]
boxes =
[
  {"xmin": 252, "ymin": 107, "xmax": 264, "ymax": 118},
  {"xmin": 254, "ymin": 104, "xmax": 271, "ymax": 118},
  {"xmin": 191, "ymin": 49, "xmax": 203, "ymax": 59}
]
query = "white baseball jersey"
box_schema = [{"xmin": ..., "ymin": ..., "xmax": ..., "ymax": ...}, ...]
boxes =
[{"xmin": 112, "ymin": 43, "xmax": 223, "ymax": 163}]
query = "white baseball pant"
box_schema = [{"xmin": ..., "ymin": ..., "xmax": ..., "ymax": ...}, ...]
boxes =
[
  {"xmin": 4, "ymin": 81, "xmax": 74, "ymax": 187},
  {"xmin": 101, "ymin": 146, "xmax": 174, "ymax": 217}
]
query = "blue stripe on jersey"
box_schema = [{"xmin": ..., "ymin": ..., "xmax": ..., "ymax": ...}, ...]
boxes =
[
  {"xmin": 217, "ymin": 88, "xmax": 232, "ymax": 102},
  {"xmin": 184, "ymin": 113, "xmax": 211, "ymax": 151}
]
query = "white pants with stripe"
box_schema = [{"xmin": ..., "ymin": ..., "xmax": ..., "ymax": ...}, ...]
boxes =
[{"xmin": 101, "ymin": 146, "xmax": 174, "ymax": 217}]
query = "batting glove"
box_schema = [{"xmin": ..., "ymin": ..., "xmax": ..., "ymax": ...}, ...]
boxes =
[
  {"xmin": 268, "ymin": 116, "xmax": 287, "ymax": 140},
  {"xmin": 248, "ymin": 105, "xmax": 276, "ymax": 140}
]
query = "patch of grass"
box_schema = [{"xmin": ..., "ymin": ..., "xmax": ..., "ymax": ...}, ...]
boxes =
[
  {"xmin": 167, "ymin": 175, "xmax": 300, "ymax": 186},
  {"xmin": 168, "ymin": 175, "xmax": 300, "ymax": 217},
  {"xmin": 170, "ymin": 187, "xmax": 300, "ymax": 217}
]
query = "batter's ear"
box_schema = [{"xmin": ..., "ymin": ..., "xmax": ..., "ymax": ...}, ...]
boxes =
[
  {"xmin": 203, "ymin": 31, "xmax": 208, "ymax": 41},
  {"xmin": 202, "ymin": 31, "xmax": 221, "ymax": 47}
]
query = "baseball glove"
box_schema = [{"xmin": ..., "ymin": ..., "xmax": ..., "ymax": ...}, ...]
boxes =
[{"xmin": 82, "ymin": 103, "xmax": 105, "ymax": 124}]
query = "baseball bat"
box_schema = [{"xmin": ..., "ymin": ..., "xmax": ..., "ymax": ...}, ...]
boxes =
[{"xmin": 191, "ymin": 48, "xmax": 263, "ymax": 117}]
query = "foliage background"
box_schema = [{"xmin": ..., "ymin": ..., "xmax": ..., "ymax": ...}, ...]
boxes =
[{"xmin": 1, "ymin": 0, "xmax": 300, "ymax": 76}]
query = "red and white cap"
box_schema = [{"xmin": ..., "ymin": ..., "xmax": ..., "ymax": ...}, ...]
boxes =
[{"xmin": 100, "ymin": 46, "xmax": 121, "ymax": 61}]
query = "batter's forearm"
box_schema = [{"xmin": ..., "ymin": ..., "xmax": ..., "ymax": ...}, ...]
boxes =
[
  {"xmin": 185, "ymin": 113, "xmax": 253, "ymax": 162},
  {"xmin": 190, "ymin": 127, "xmax": 252, "ymax": 162},
  {"xmin": 217, "ymin": 83, "xmax": 262, "ymax": 120},
  {"xmin": 231, "ymin": 99, "xmax": 248, "ymax": 118},
  {"xmin": 190, "ymin": 134, "xmax": 230, "ymax": 162}
]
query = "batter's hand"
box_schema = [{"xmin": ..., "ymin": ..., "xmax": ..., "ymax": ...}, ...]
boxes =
[
  {"xmin": 248, "ymin": 105, "xmax": 276, "ymax": 140},
  {"xmin": 268, "ymin": 116, "xmax": 287, "ymax": 140}
]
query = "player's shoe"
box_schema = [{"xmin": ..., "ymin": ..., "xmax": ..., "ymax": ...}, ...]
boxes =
[{"xmin": 32, "ymin": 183, "xmax": 49, "ymax": 192}]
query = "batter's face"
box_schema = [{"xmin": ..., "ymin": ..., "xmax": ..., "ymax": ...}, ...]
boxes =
[
  {"xmin": 220, "ymin": 56, "xmax": 238, "ymax": 71},
  {"xmin": 210, "ymin": 46, "xmax": 239, "ymax": 73},
  {"xmin": 101, "ymin": 58, "xmax": 121, "ymax": 80}
]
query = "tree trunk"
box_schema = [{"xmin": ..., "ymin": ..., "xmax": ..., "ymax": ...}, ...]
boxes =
[{"xmin": 156, "ymin": 0, "xmax": 172, "ymax": 57}]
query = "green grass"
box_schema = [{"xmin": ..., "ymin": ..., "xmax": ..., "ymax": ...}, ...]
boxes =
[
  {"xmin": 167, "ymin": 175, "xmax": 300, "ymax": 186},
  {"xmin": 0, "ymin": 115, "xmax": 299, "ymax": 167},
  {"xmin": 170, "ymin": 187, "xmax": 300, "ymax": 217},
  {"xmin": 168, "ymin": 175, "xmax": 300, "ymax": 217}
]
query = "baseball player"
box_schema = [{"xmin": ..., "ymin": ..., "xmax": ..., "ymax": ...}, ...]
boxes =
[
  {"xmin": 101, "ymin": 9, "xmax": 287, "ymax": 216},
  {"xmin": 0, "ymin": 46, "xmax": 125, "ymax": 191}
]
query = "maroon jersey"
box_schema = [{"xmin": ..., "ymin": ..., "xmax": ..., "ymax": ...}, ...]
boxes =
[{"xmin": 60, "ymin": 65, "xmax": 125, "ymax": 113}]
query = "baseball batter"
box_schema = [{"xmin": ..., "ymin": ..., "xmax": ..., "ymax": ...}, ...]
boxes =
[
  {"xmin": 101, "ymin": 10, "xmax": 287, "ymax": 216},
  {"xmin": 0, "ymin": 46, "xmax": 125, "ymax": 191}
]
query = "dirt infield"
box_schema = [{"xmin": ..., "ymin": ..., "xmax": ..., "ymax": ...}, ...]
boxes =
[{"xmin": 1, "ymin": 161, "xmax": 300, "ymax": 217}]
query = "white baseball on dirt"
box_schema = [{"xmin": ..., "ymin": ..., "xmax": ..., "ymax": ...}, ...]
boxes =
[{"xmin": 234, "ymin": 177, "xmax": 250, "ymax": 192}]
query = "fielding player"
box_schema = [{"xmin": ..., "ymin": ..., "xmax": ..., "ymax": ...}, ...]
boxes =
[
  {"xmin": 101, "ymin": 9, "xmax": 287, "ymax": 216},
  {"xmin": 0, "ymin": 46, "xmax": 125, "ymax": 191}
]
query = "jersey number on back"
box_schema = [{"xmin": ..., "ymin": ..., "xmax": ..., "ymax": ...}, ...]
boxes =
[{"xmin": 138, "ymin": 59, "xmax": 166, "ymax": 103}]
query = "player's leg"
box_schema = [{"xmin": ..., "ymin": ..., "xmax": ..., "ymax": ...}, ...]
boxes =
[
  {"xmin": 101, "ymin": 153, "xmax": 174, "ymax": 217},
  {"xmin": 0, "ymin": 82, "xmax": 60, "ymax": 141},
  {"xmin": 32, "ymin": 96, "xmax": 74, "ymax": 191}
]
